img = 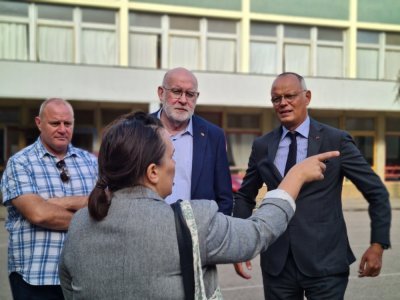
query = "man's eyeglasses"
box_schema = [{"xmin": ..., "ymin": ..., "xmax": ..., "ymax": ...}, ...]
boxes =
[
  {"xmin": 56, "ymin": 160, "xmax": 70, "ymax": 183},
  {"xmin": 163, "ymin": 86, "xmax": 199, "ymax": 101},
  {"xmin": 271, "ymin": 90, "xmax": 307, "ymax": 106}
]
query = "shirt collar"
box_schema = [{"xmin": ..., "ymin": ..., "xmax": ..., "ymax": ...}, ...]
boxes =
[
  {"xmin": 280, "ymin": 116, "xmax": 310, "ymax": 141},
  {"xmin": 36, "ymin": 137, "xmax": 78, "ymax": 159}
]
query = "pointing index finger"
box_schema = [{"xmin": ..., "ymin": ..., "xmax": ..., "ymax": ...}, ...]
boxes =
[{"xmin": 317, "ymin": 151, "xmax": 340, "ymax": 162}]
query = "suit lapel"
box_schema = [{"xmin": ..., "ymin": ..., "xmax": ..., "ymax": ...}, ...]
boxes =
[
  {"xmin": 191, "ymin": 116, "xmax": 207, "ymax": 195},
  {"xmin": 307, "ymin": 119, "xmax": 323, "ymax": 157},
  {"xmin": 266, "ymin": 127, "xmax": 283, "ymax": 181},
  {"xmin": 268, "ymin": 127, "xmax": 281, "ymax": 163}
]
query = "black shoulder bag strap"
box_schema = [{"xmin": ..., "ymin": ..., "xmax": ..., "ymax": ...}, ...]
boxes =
[{"xmin": 171, "ymin": 200, "xmax": 195, "ymax": 300}]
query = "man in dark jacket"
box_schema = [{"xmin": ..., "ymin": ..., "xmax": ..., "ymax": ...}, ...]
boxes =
[
  {"xmin": 152, "ymin": 67, "xmax": 233, "ymax": 215},
  {"xmin": 233, "ymin": 72, "xmax": 391, "ymax": 299}
]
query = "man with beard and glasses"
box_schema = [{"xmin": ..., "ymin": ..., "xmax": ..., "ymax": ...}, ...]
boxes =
[{"xmin": 152, "ymin": 67, "xmax": 232, "ymax": 215}]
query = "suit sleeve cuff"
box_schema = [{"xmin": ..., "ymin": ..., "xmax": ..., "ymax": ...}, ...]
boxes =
[{"xmin": 264, "ymin": 189, "xmax": 296, "ymax": 212}]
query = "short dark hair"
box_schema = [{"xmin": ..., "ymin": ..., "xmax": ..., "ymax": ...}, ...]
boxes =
[{"xmin": 88, "ymin": 111, "xmax": 165, "ymax": 221}]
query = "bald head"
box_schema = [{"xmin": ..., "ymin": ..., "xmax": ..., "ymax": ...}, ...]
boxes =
[
  {"xmin": 39, "ymin": 98, "xmax": 74, "ymax": 119},
  {"xmin": 271, "ymin": 72, "xmax": 311, "ymax": 131},
  {"xmin": 273, "ymin": 72, "xmax": 307, "ymax": 91},
  {"xmin": 162, "ymin": 67, "xmax": 198, "ymax": 91}
]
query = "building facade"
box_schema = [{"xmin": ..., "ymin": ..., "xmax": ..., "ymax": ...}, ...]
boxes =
[{"xmin": 1, "ymin": 0, "xmax": 400, "ymax": 196}]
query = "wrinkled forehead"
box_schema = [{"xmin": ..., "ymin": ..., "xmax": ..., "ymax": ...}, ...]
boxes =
[
  {"xmin": 43, "ymin": 102, "xmax": 74, "ymax": 120},
  {"xmin": 165, "ymin": 70, "xmax": 198, "ymax": 90}
]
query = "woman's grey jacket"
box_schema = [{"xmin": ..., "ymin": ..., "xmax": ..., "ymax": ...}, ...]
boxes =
[{"xmin": 59, "ymin": 186, "xmax": 294, "ymax": 300}]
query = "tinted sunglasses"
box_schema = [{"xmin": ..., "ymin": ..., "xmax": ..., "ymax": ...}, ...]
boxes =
[{"xmin": 56, "ymin": 159, "xmax": 70, "ymax": 183}]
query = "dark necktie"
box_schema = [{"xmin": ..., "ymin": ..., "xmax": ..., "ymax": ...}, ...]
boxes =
[{"xmin": 284, "ymin": 131, "xmax": 297, "ymax": 175}]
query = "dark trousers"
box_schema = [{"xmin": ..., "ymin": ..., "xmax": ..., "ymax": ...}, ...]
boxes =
[
  {"xmin": 262, "ymin": 253, "xmax": 349, "ymax": 300},
  {"xmin": 9, "ymin": 272, "xmax": 64, "ymax": 300}
]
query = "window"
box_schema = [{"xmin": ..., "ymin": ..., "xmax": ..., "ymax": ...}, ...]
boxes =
[
  {"xmin": 196, "ymin": 111, "xmax": 222, "ymax": 127},
  {"xmin": 312, "ymin": 116, "xmax": 340, "ymax": 128},
  {"xmin": 206, "ymin": 19, "xmax": 237, "ymax": 72},
  {"xmin": 385, "ymin": 33, "xmax": 400, "ymax": 80},
  {"xmin": 0, "ymin": 1, "xmax": 29, "ymax": 60},
  {"xmin": 226, "ymin": 114, "xmax": 261, "ymax": 168},
  {"xmin": 168, "ymin": 16, "xmax": 200, "ymax": 70},
  {"xmin": 385, "ymin": 117, "xmax": 400, "ymax": 181},
  {"xmin": 37, "ymin": 4, "xmax": 74, "ymax": 63},
  {"xmin": 0, "ymin": 107, "xmax": 20, "ymax": 124},
  {"xmin": 101, "ymin": 108, "xmax": 132, "ymax": 126},
  {"xmin": 345, "ymin": 117, "xmax": 375, "ymax": 166},
  {"xmin": 25, "ymin": 127, "xmax": 40, "ymax": 147},
  {"xmin": 250, "ymin": 23, "xmax": 345, "ymax": 77},
  {"xmin": 169, "ymin": 35, "xmax": 200, "ymax": 70},
  {"xmin": 129, "ymin": 14, "xmax": 238, "ymax": 71},
  {"xmin": 345, "ymin": 117, "xmax": 375, "ymax": 131},
  {"xmin": 207, "ymin": 38, "xmax": 236, "ymax": 72},
  {"xmin": 72, "ymin": 128, "xmax": 95, "ymax": 153},
  {"xmin": 170, "ymin": 16, "xmax": 199, "ymax": 31},
  {"xmin": 74, "ymin": 109, "xmax": 95, "ymax": 126},
  {"xmin": 227, "ymin": 114, "xmax": 260, "ymax": 128},
  {"xmin": 353, "ymin": 136, "xmax": 374, "ymax": 165},
  {"xmin": 0, "ymin": 2, "xmax": 118, "ymax": 66},
  {"xmin": 357, "ymin": 30, "xmax": 400, "ymax": 80},
  {"xmin": 0, "ymin": 109, "xmax": 24, "ymax": 167},
  {"xmin": 283, "ymin": 25, "xmax": 311, "ymax": 75},
  {"xmin": 81, "ymin": 8, "xmax": 117, "ymax": 66},
  {"xmin": 129, "ymin": 13, "xmax": 162, "ymax": 68},
  {"xmin": 82, "ymin": 8, "xmax": 115, "ymax": 24},
  {"xmin": 250, "ymin": 23, "xmax": 277, "ymax": 74},
  {"xmin": 357, "ymin": 31, "xmax": 379, "ymax": 79},
  {"xmin": 385, "ymin": 136, "xmax": 400, "ymax": 181},
  {"xmin": 317, "ymin": 28, "xmax": 344, "ymax": 77}
]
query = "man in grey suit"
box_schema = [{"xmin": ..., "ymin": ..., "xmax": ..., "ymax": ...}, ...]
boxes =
[{"xmin": 233, "ymin": 72, "xmax": 391, "ymax": 300}]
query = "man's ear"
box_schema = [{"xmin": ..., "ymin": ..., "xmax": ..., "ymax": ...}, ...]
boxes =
[
  {"xmin": 35, "ymin": 116, "xmax": 42, "ymax": 132},
  {"xmin": 305, "ymin": 90, "xmax": 312, "ymax": 106},
  {"xmin": 146, "ymin": 163, "xmax": 159, "ymax": 185},
  {"xmin": 157, "ymin": 86, "xmax": 164, "ymax": 102}
]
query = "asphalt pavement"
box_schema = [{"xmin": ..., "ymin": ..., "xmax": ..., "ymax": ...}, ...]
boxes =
[{"xmin": 1, "ymin": 198, "xmax": 399, "ymax": 300}]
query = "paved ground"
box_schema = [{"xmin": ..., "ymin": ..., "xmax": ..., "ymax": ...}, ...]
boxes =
[
  {"xmin": 1, "ymin": 198, "xmax": 399, "ymax": 300},
  {"xmin": 218, "ymin": 208, "xmax": 400, "ymax": 299}
]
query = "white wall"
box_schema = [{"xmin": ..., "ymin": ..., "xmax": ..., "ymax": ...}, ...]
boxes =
[
  {"xmin": 0, "ymin": 61, "xmax": 163, "ymax": 103},
  {"xmin": 1, "ymin": 60, "xmax": 399, "ymax": 112}
]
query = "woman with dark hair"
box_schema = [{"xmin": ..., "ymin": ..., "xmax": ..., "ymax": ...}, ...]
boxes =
[{"xmin": 59, "ymin": 111, "xmax": 338, "ymax": 300}]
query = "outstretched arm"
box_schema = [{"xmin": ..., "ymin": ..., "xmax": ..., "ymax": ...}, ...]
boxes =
[{"xmin": 234, "ymin": 151, "xmax": 340, "ymax": 279}]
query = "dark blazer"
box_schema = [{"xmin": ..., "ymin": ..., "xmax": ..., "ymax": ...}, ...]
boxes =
[
  {"xmin": 233, "ymin": 118, "xmax": 391, "ymax": 277},
  {"xmin": 152, "ymin": 111, "xmax": 233, "ymax": 215}
]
